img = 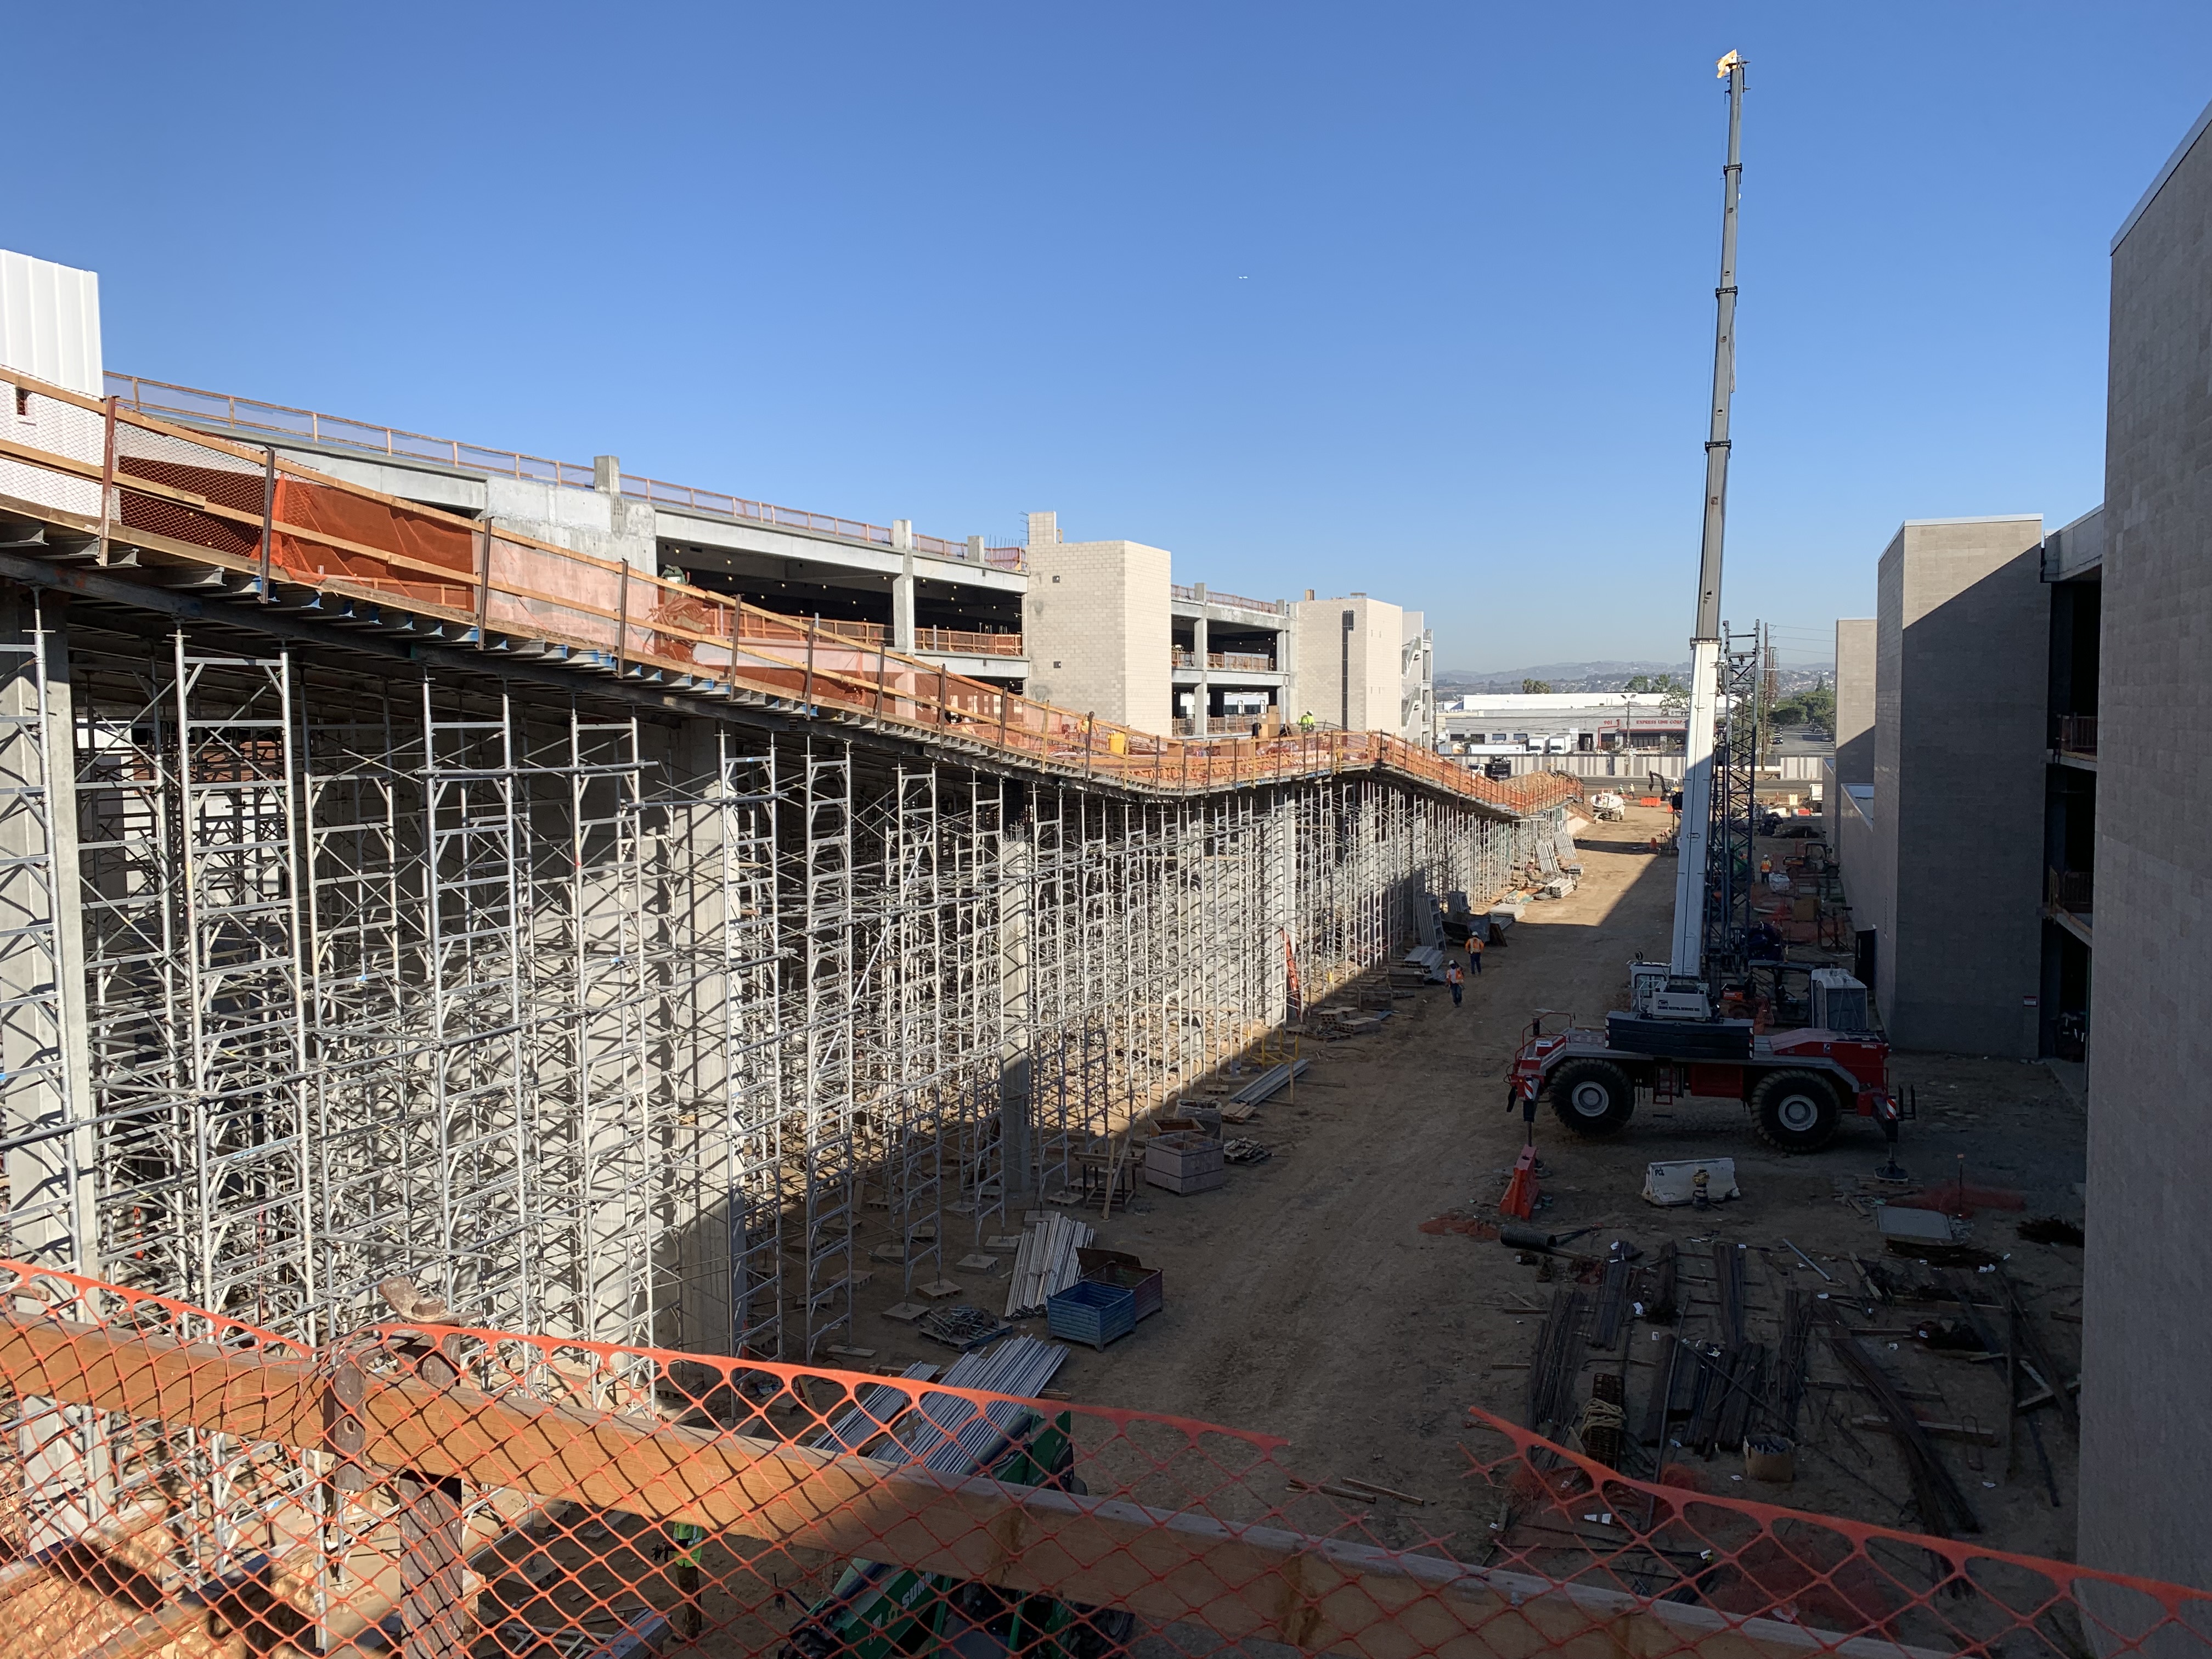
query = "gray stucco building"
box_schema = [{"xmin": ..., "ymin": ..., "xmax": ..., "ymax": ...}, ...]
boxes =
[
  {"xmin": 2079, "ymin": 94, "xmax": 2212, "ymax": 1596},
  {"xmin": 1850, "ymin": 516, "xmax": 2050, "ymax": 1055}
]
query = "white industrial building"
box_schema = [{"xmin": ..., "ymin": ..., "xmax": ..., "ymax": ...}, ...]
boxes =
[{"xmin": 1441, "ymin": 690, "xmax": 1686, "ymax": 753}]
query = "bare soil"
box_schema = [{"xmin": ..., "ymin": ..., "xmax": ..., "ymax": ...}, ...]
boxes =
[{"xmin": 848, "ymin": 803, "xmax": 2087, "ymax": 1565}]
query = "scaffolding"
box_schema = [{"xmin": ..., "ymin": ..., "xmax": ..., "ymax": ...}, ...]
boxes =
[{"xmin": 4, "ymin": 610, "xmax": 1566, "ymax": 1360}]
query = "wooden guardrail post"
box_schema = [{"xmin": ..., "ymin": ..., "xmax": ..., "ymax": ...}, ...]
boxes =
[
  {"xmin": 378, "ymin": 1279, "xmax": 470, "ymax": 1659},
  {"xmin": 95, "ymin": 396, "xmax": 119, "ymax": 567},
  {"xmin": 256, "ymin": 446, "xmax": 276, "ymax": 602},
  {"xmin": 473, "ymin": 526, "xmax": 492, "ymax": 647}
]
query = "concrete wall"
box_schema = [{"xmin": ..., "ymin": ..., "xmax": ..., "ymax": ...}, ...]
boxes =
[
  {"xmin": 1292, "ymin": 594, "xmax": 1401, "ymax": 731},
  {"xmin": 1020, "ymin": 511, "xmax": 1173, "ymax": 733},
  {"xmin": 2079, "ymin": 98, "xmax": 2212, "ymax": 1595},
  {"xmin": 1869, "ymin": 516, "xmax": 2047, "ymax": 1054},
  {"xmin": 487, "ymin": 469, "xmax": 658, "ymax": 574},
  {"xmin": 1829, "ymin": 618, "xmax": 1876, "ymax": 855}
]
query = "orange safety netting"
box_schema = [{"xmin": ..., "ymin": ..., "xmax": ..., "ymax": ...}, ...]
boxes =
[
  {"xmin": 44, "ymin": 400, "xmax": 1583, "ymax": 817},
  {"xmin": 0, "ymin": 1257, "xmax": 2203, "ymax": 1659}
]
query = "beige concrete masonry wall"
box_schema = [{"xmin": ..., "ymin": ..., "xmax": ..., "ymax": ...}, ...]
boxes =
[
  {"xmin": 1022, "ymin": 519, "xmax": 1173, "ymax": 733},
  {"xmin": 1293, "ymin": 594, "xmax": 1402, "ymax": 730},
  {"xmin": 2080, "ymin": 101, "xmax": 2212, "ymax": 1595}
]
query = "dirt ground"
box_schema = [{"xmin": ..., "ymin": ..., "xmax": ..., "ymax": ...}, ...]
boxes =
[{"xmin": 842, "ymin": 802, "xmax": 2087, "ymax": 1565}]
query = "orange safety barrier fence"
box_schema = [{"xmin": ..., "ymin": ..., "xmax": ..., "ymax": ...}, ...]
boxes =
[
  {"xmin": 1, "ymin": 1258, "xmax": 2206, "ymax": 1659},
  {"xmin": 103, "ymin": 371, "xmax": 1028, "ymax": 573},
  {"xmin": 0, "ymin": 369, "xmax": 1576, "ymax": 820}
]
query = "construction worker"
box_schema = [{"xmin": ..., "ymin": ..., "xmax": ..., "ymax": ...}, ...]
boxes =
[
  {"xmin": 1299, "ymin": 710, "xmax": 1316, "ymax": 733},
  {"xmin": 1445, "ymin": 960, "xmax": 1465, "ymax": 1006},
  {"xmin": 1466, "ymin": 928, "xmax": 1485, "ymax": 974}
]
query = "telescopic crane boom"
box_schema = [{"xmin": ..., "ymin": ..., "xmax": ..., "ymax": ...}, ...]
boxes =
[{"xmin": 1665, "ymin": 49, "xmax": 1747, "ymax": 996}]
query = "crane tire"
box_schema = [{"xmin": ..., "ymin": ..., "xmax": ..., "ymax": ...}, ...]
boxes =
[
  {"xmin": 1750, "ymin": 1070, "xmax": 1843, "ymax": 1153},
  {"xmin": 1549, "ymin": 1059, "xmax": 1636, "ymax": 1136}
]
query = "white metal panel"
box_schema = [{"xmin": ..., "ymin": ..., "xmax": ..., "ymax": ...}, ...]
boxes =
[
  {"xmin": 0, "ymin": 251, "xmax": 105, "ymax": 518},
  {"xmin": 0, "ymin": 250, "xmax": 103, "ymax": 396}
]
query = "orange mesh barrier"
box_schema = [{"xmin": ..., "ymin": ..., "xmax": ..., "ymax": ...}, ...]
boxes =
[{"xmin": 0, "ymin": 1258, "xmax": 2203, "ymax": 1659}]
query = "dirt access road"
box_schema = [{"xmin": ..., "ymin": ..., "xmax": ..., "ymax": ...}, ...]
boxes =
[{"xmin": 1011, "ymin": 803, "xmax": 2089, "ymax": 1563}]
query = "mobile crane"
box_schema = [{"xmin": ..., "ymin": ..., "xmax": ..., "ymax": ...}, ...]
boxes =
[{"xmin": 1505, "ymin": 53, "xmax": 1899, "ymax": 1158}]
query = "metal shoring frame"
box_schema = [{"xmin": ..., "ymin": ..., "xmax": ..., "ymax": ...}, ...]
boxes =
[
  {"xmin": 420, "ymin": 681, "xmax": 533, "ymax": 1331},
  {"xmin": 74, "ymin": 640, "xmax": 187, "ymax": 1301},
  {"xmin": 797, "ymin": 737, "xmax": 856, "ymax": 1358},
  {"xmin": 172, "ymin": 635, "xmax": 314, "ymax": 1334},
  {"xmin": 954, "ymin": 775, "xmax": 1007, "ymax": 1243},
  {"xmin": 1031, "ymin": 786, "xmax": 1077, "ymax": 1200},
  {"xmin": 0, "ymin": 592, "xmax": 91, "ymax": 1277},
  {"xmin": 297, "ymin": 667, "xmax": 419, "ymax": 1339},
  {"xmin": 0, "ymin": 592, "xmax": 116, "ymax": 1563},
  {"xmin": 881, "ymin": 762, "xmax": 945, "ymax": 1299},
  {"xmin": 562, "ymin": 708, "xmax": 656, "ymax": 1352},
  {"xmin": 718, "ymin": 732, "xmax": 783, "ymax": 1358}
]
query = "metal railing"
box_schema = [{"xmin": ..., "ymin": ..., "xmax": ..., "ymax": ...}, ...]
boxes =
[
  {"xmin": 105, "ymin": 371, "xmax": 1026, "ymax": 572},
  {"xmin": 2053, "ymin": 713, "xmax": 2098, "ymax": 756},
  {"xmin": 1171, "ymin": 582, "xmax": 1289, "ymax": 615},
  {"xmin": 916, "ymin": 625, "xmax": 1023, "ymax": 657},
  {"xmin": 1171, "ymin": 648, "xmax": 1277, "ymax": 672},
  {"xmin": 2048, "ymin": 866, "xmax": 2095, "ymax": 913},
  {"xmin": 4, "ymin": 367, "xmax": 1575, "ymax": 817}
]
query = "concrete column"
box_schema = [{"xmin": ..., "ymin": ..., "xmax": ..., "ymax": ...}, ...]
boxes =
[
  {"xmin": 997, "ymin": 809, "xmax": 1035, "ymax": 1203},
  {"xmin": 0, "ymin": 587, "xmax": 94, "ymax": 1276},
  {"xmin": 966, "ymin": 535, "xmax": 985, "ymax": 563},
  {"xmin": 1190, "ymin": 583, "xmax": 1210, "ymax": 737},
  {"xmin": 893, "ymin": 553, "xmax": 917, "ymax": 654},
  {"xmin": 593, "ymin": 454, "xmax": 620, "ymax": 494},
  {"xmin": 890, "ymin": 518, "xmax": 912, "ymax": 550}
]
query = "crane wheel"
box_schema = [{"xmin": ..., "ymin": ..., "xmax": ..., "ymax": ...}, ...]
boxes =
[
  {"xmin": 1549, "ymin": 1059, "xmax": 1635, "ymax": 1136},
  {"xmin": 1750, "ymin": 1070, "xmax": 1842, "ymax": 1153}
]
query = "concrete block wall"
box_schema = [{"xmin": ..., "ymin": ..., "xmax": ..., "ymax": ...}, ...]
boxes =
[
  {"xmin": 1020, "ymin": 511, "xmax": 1173, "ymax": 733},
  {"xmin": 2079, "ymin": 97, "xmax": 2212, "ymax": 1596},
  {"xmin": 1292, "ymin": 593, "xmax": 1402, "ymax": 732},
  {"xmin": 1869, "ymin": 516, "xmax": 2047, "ymax": 1055}
]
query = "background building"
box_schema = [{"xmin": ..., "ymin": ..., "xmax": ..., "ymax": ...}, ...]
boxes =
[
  {"xmin": 1832, "ymin": 515, "xmax": 2048, "ymax": 1055},
  {"xmin": 1020, "ymin": 510, "xmax": 1175, "ymax": 733},
  {"xmin": 1443, "ymin": 691, "xmax": 1688, "ymax": 752}
]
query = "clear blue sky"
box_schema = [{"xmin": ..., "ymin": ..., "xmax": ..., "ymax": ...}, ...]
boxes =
[{"xmin": 12, "ymin": 4, "xmax": 2209, "ymax": 672}]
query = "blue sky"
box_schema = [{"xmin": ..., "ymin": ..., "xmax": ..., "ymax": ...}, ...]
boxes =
[{"xmin": 12, "ymin": 4, "xmax": 2209, "ymax": 672}]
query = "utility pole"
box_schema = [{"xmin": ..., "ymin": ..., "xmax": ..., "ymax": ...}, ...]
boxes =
[{"xmin": 1667, "ymin": 49, "xmax": 1746, "ymax": 983}]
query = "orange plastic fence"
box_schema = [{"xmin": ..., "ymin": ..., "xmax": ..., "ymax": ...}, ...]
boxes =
[
  {"xmin": 0, "ymin": 1258, "xmax": 2203, "ymax": 1659},
  {"xmin": 1, "ymin": 369, "xmax": 1574, "ymax": 819}
]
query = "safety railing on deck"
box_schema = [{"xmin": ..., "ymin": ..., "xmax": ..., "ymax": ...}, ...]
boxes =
[
  {"xmin": 8, "ymin": 370, "xmax": 1568, "ymax": 814},
  {"xmin": 103, "ymin": 371, "xmax": 1026, "ymax": 573},
  {"xmin": 1172, "ymin": 649, "xmax": 1277, "ymax": 673},
  {"xmin": 0, "ymin": 1256, "xmax": 2203, "ymax": 1659},
  {"xmin": 1171, "ymin": 582, "xmax": 1289, "ymax": 615}
]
